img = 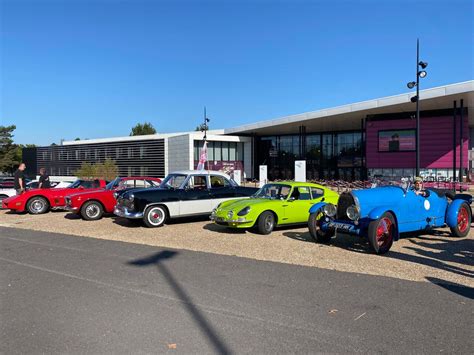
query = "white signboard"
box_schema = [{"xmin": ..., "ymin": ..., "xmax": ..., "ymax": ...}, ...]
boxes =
[
  {"xmin": 259, "ymin": 165, "xmax": 267, "ymax": 187},
  {"xmin": 294, "ymin": 160, "xmax": 306, "ymax": 182},
  {"xmin": 233, "ymin": 170, "xmax": 241, "ymax": 186}
]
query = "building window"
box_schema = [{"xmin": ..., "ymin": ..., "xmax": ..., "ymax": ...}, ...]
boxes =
[
  {"xmin": 222, "ymin": 142, "xmax": 229, "ymax": 161},
  {"xmin": 75, "ymin": 150, "xmax": 79, "ymax": 160},
  {"xmin": 236, "ymin": 143, "xmax": 243, "ymax": 161},
  {"xmin": 206, "ymin": 142, "xmax": 214, "ymax": 161},
  {"xmin": 214, "ymin": 142, "xmax": 222, "ymax": 160},
  {"xmin": 128, "ymin": 147, "xmax": 132, "ymax": 158},
  {"xmin": 229, "ymin": 142, "xmax": 236, "ymax": 161},
  {"xmin": 140, "ymin": 146, "xmax": 145, "ymax": 158}
]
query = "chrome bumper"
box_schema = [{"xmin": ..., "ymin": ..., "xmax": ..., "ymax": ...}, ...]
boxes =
[
  {"xmin": 114, "ymin": 205, "xmax": 143, "ymax": 219},
  {"xmin": 210, "ymin": 214, "xmax": 252, "ymax": 224},
  {"xmin": 64, "ymin": 205, "xmax": 79, "ymax": 212}
]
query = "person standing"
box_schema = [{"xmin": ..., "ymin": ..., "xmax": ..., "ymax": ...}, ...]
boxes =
[
  {"xmin": 38, "ymin": 168, "xmax": 51, "ymax": 189},
  {"xmin": 14, "ymin": 163, "xmax": 26, "ymax": 195}
]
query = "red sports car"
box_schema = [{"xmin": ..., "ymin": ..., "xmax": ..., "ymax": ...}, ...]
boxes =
[
  {"xmin": 65, "ymin": 176, "xmax": 161, "ymax": 220},
  {"xmin": 2, "ymin": 179, "xmax": 107, "ymax": 214}
]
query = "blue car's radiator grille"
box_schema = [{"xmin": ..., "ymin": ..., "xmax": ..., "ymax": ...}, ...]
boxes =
[{"xmin": 337, "ymin": 193, "xmax": 355, "ymax": 220}]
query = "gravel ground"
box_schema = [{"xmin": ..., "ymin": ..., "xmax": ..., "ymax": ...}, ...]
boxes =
[{"xmin": 0, "ymin": 209, "xmax": 472, "ymax": 287}]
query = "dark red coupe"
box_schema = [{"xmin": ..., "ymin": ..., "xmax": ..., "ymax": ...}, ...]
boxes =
[{"xmin": 65, "ymin": 176, "xmax": 161, "ymax": 220}]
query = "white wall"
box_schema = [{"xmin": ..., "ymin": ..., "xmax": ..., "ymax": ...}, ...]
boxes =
[{"xmin": 167, "ymin": 134, "xmax": 193, "ymax": 173}]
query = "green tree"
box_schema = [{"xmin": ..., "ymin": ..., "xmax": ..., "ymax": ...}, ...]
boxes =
[
  {"xmin": 95, "ymin": 159, "xmax": 119, "ymax": 181},
  {"xmin": 74, "ymin": 159, "xmax": 118, "ymax": 181},
  {"xmin": 130, "ymin": 122, "xmax": 156, "ymax": 136},
  {"xmin": 74, "ymin": 137, "xmax": 81, "ymax": 141},
  {"xmin": 74, "ymin": 162, "xmax": 95, "ymax": 179},
  {"xmin": 0, "ymin": 125, "xmax": 22, "ymax": 173}
]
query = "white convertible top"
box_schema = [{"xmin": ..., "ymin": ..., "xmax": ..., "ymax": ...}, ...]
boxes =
[{"xmin": 169, "ymin": 170, "xmax": 232, "ymax": 180}]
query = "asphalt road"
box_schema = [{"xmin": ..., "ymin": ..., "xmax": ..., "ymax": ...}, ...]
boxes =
[{"xmin": 1, "ymin": 227, "xmax": 472, "ymax": 354}]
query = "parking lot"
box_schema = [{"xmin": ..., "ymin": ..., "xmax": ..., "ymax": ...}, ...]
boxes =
[{"xmin": 0, "ymin": 210, "xmax": 472, "ymax": 288}]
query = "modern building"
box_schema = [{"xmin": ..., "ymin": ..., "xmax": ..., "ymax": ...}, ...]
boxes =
[
  {"xmin": 23, "ymin": 80, "xmax": 473, "ymax": 182},
  {"xmin": 23, "ymin": 131, "xmax": 252, "ymax": 179}
]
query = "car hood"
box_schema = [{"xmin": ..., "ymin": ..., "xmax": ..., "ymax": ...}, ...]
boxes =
[
  {"xmin": 121, "ymin": 186, "xmax": 169, "ymax": 199},
  {"xmin": 217, "ymin": 197, "xmax": 276, "ymax": 212},
  {"xmin": 67, "ymin": 188, "xmax": 107, "ymax": 199},
  {"xmin": 351, "ymin": 186, "xmax": 406, "ymax": 217}
]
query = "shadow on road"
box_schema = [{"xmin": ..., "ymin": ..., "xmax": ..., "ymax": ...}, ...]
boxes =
[
  {"xmin": 203, "ymin": 223, "xmax": 247, "ymax": 234},
  {"xmin": 64, "ymin": 213, "xmax": 81, "ymax": 220},
  {"xmin": 127, "ymin": 250, "xmax": 231, "ymax": 354},
  {"xmin": 387, "ymin": 237, "xmax": 474, "ymax": 279},
  {"xmin": 426, "ymin": 277, "xmax": 474, "ymax": 300}
]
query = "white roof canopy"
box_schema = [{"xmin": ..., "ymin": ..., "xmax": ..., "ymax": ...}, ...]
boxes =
[{"xmin": 224, "ymin": 81, "xmax": 474, "ymax": 136}]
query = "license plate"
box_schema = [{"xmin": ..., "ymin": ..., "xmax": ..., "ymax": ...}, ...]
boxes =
[{"xmin": 328, "ymin": 222, "xmax": 354, "ymax": 232}]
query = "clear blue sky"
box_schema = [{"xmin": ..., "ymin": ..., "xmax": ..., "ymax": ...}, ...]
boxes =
[{"xmin": 1, "ymin": 0, "xmax": 473, "ymax": 145}]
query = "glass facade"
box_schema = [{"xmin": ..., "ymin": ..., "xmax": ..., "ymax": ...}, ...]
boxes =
[
  {"xmin": 256, "ymin": 131, "xmax": 364, "ymax": 181},
  {"xmin": 193, "ymin": 141, "xmax": 244, "ymax": 163}
]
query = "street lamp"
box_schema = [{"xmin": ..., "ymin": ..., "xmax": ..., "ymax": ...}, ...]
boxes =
[
  {"xmin": 406, "ymin": 38, "xmax": 428, "ymax": 177},
  {"xmin": 200, "ymin": 107, "xmax": 210, "ymax": 141}
]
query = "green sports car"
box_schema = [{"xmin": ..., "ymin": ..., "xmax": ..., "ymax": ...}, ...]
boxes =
[{"xmin": 210, "ymin": 182, "xmax": 339, "ymax": 234}]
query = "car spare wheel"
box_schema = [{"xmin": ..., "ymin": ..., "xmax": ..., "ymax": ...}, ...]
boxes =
[
  {"xmin": 450, "ymin": 202, "xmax": 471, "ymax": 238},
  {"xmin": 81, "ymin": 201, "xmax": 104, "ymax": 221},
  {"xmin": 308, "ymin": 211, "xmax": 334, "ymax": 243},
  {"xmin": 368, "ymin": 212, "xmax": 395, "ymax": 255},
  {"xmin": 26, "ymin": 196, "xmax": 49, "ymax": 214},
  {"xmin": 144, "ymin": 205, "xmax": 167, "ymax": 228},
  {"xmin": 256, "ymin": 211, "xmax": 275, "ymax": 235}
]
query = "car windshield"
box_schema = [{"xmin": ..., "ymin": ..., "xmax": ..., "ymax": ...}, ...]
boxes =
[
  {"xmin": 67, "ymin": 180, "xmax": 83, "ymax": 188},
  {"xmin": 106, "ymin": 177, "xmax": 121, "ymax": 190},
  {"xmin": 370, "ymin": 177, "xmax": 411, "ymax": 191},
  {"xmin": 253, "ymin": 184, "xmax": 292, "ymax": 200},
  {"xmin": 160, "ymin": 174, "xmax": 187, "ymax": 189}
]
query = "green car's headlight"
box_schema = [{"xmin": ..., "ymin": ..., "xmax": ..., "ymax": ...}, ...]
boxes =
[{"xmin": 237, "ymin": 206, "xmax": 251, "ymax": 216}]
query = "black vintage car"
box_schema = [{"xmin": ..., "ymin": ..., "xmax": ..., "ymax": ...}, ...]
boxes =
[{"xmin": 114, "ymin": 170, "xmax": 258, "ymax": 227}]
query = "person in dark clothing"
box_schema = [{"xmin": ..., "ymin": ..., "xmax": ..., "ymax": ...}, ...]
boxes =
[
  {"xmin": 38, "ymin": 168, "xmax": 51, "ymax": 189},
  {"xmin": 14, "ymin": 163, "xmax": 26, "ymax": 195}
]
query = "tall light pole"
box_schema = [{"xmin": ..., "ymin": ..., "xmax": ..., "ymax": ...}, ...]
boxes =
[
  {"xmin": 406, "ymin": 39, "xmax": 428, "ymax": 177},
  {"xmin": 200, "ymin": 106, "xmax": 210, "ymax": 141}
]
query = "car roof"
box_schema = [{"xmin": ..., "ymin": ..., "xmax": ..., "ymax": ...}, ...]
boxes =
[
  {"xmin": 120, "ymin": 176, "xmax": 162, "ymax": 181},
  {"xmin": 169, "ymin": 170, "xmax": 232, "ymax": 179},
  {"xmin": 266, "ymin": 181, "xmax": 327, "ymax": 188}
]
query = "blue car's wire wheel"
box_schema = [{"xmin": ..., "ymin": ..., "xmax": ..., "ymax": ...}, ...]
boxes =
[
  {"xmin": 368, "ymin": 212, "xmax": 395, "ymax": 254},
  {"xmin": 450, "ymin": 202, "xmax": 471, "ymax": 238}
]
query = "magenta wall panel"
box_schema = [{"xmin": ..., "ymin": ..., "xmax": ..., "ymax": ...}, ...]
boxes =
[{"xmin": 366, "ymin": 115, "xmax": 469, "ymax": 169}]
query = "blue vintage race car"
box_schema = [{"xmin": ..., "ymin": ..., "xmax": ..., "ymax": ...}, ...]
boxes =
[{"xmin": 307, "ymin": 182, "xmax": 472, "ymax": 254}]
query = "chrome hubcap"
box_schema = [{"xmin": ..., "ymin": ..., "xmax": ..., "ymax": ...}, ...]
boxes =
[
  {"xmin": 86, "ymin": 204, "xmax": 100, "ymax": 218},
  {"xmin": 149, "ymin": 208, "xmax": 164, "ymax": 225},
  {"xmin": 264, "ymin": 215, "xmax": 274, "ymax": 231},
  {"xmin": 32, "ymin": 200, "xmax": 44, "ymax": 212}
]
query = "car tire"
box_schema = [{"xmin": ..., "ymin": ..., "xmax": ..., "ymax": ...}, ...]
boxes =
[
  {"xmin": 368, "ymin": 212, "xmax": 395, "ymax": 255},
  {"xmin": 0, "ymin": 194, "xmax": 8, "ymax": 208},
  {"xmin": 143, "ymin": 205, "xmax": 167, "ymax": 228},
  {"xmin": 308, "ymin": 211, "xmax": 334, "ymax": 243},
  {"xmin": 450, "ymin": 202, "xmax": 471, "ymax": 238},
  {"xmin": 81, "ymin": 201, "xmax": 104, "ymax": 221},
  {"xmin": 256, "ymin": 211, "xmax": 275, "ymax": 235},
  {"xmin": 26, "ymin": 196, "xmax": 49, "ymax": 214}
]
